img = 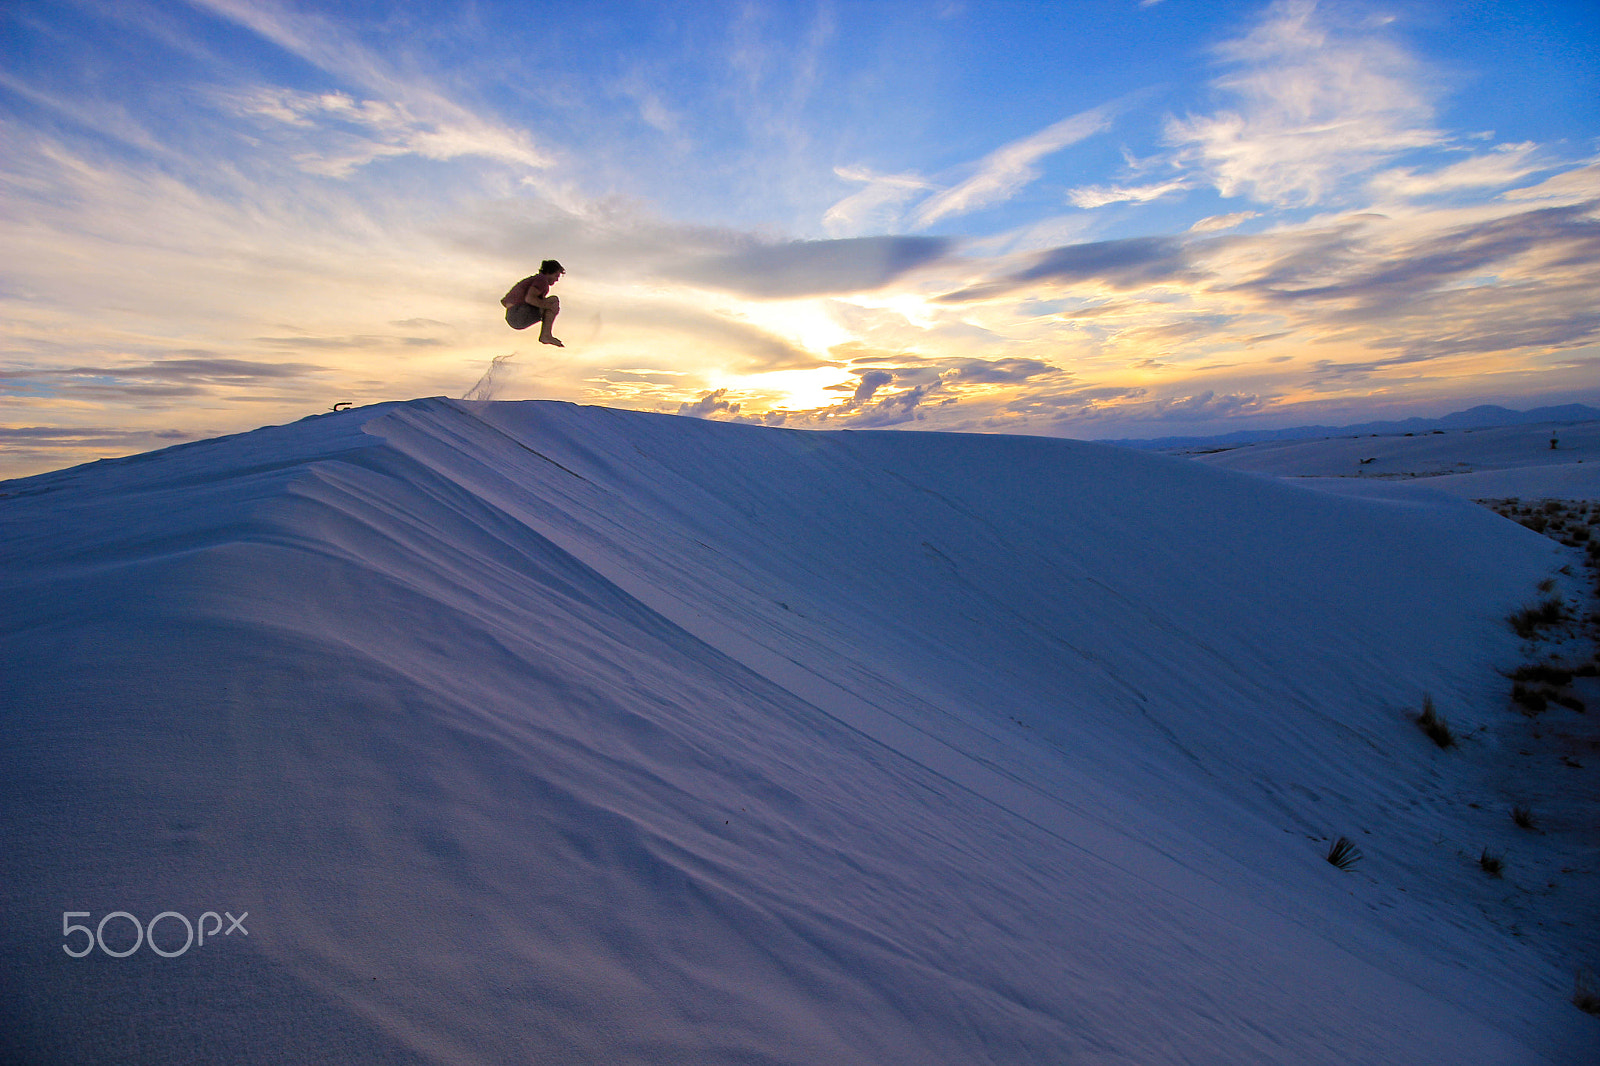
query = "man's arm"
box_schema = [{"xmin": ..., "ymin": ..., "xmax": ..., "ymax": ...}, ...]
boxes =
[{"xmin": 523, "ymin": 276, "xmax": 552, "ymax": 304}]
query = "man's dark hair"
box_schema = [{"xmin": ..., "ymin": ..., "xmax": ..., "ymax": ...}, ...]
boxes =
[{"xmin": 540, "ymin": 259, "xmax": 565, "ymax": 275}]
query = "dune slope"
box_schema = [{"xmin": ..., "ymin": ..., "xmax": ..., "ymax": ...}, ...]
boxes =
[{"xmin": 1, "ymin": 398, "xmax": 1588, "ymax": 1064}]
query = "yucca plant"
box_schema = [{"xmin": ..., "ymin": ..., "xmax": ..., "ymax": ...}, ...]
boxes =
[
  {"xmin": 1479, "ymin": 848, "xmax": 1504, "ymax": 877},
  {"xmin": 1511, "ymin": 805, "xmax": 1536, "ymax": 830},
  {"xmin": 1325, "ymin": 836, "xmax": 1362, "ymax": 871},
  {"xmin": 1416, "ymin": 695, "xmax": 1455, "ymax": 748}
]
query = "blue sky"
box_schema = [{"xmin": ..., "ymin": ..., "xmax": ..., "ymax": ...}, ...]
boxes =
[{"xmin": 2, "ymin": 0, "xmax": 1597, "ymax": 477}]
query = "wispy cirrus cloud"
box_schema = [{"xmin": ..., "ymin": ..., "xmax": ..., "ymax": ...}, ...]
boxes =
[
  {"xmin": 192, "ymin": 0, "xmax": 551, "ymax": 176},
  {"xmin": 0, "ymin": 69, "xmax": 170, "ymax": 158},
  {"xmin": 823, "ymin": 166, "xmax": 936, "ymax": 236},
  {"xmin": 1189, "ymin": 212, "xmax": 1258, "ymax": 233},
  {"xmin": 228, "ymin": 87, "xmax": 549, "ymax": 176},
  {"xmin": 1366, "ymin": 142, "xmax": 1546, "ymax": 202},
  {"xmin": 913, "ymin": 104, "xmax": 1117, "ymax": 227},
  {"xmin": 1502, "ymin": 163, "xmax": 1600, "ymax": 205},
  {"xmin": 1068, "ymin": 178, "xmax": 1194, "ymax": 210},
  {"xmin": 1166, "ymin": 0, "xmax": 1443, "ymax": 206}
]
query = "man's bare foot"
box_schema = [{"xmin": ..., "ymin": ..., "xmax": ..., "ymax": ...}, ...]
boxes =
[{"xmin": 539, "ymin": 335, "xmax": 564, "ymax": 347}]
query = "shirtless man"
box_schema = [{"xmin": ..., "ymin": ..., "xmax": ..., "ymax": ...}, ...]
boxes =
[{"xmin": 502, "ymin": 260, "xmax": 565, "ymax": 346}]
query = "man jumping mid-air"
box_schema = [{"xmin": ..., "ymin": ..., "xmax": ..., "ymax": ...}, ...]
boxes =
[{"xmin": 502, "ymin": 260, "xmax": 565, "ymax": 346}]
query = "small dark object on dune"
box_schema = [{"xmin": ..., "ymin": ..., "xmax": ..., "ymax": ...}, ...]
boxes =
[
  {"xmin": 1573, "ymin": 970, "xmax": 1600, "ymax": 1016},
  {"xmin": 1511, "ymin": 684, "xmax": 1548, "ymax": 714}
]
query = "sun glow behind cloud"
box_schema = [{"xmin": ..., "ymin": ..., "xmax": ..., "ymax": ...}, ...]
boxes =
[
  {"xmin": 733, "ymin": 366, "xmax": 855, "ymax": 413},
  {"xmin": 0, "ymin": 0, "xmax": 1597, "ymax": 477},
  {"xmin": 719, "ymin": 299, "xmax": 851, "ymax": 363}
]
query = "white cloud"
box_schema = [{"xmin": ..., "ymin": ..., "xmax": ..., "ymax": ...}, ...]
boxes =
[
  {"xmin": 1501, "ymin": 162, "xmax": 1600, "ymax": 204},
  {"xmin": 192, "ymin": 0, "xmax": 552, "ymax": 175},
  {"xmin": 914, "ymin": 104, "xmax": 1115, "ymax": 227},
  {"xmin": 1068, "ymin": 179, "xmax": 1193, "ymax": 210},
  {"xmin": 1367, "ymin": 143, "xmax": 1544, "ymax": 201},
  {"xmin": 1189, "ymin": 211, "xmax": 1258, "ymax": 233},
  {"xmin": 230, "ymin": 87, "xmax": 549, "ymax": 177},
  {"xmin": 823, "ymin": 166, "xmax": 935, "ymax": 236},
  {"xmin": 1166, "ymin": 0, "xmax": 1443, "ymax": 206},
  {"xmin": 0, "ymin": 70, "xmax": 171, "ymax": 158}
]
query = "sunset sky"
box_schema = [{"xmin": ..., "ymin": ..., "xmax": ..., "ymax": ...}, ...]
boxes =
[{"xmin": 2, "ymin": 0, "xmax": 1597, "ymax": 478}]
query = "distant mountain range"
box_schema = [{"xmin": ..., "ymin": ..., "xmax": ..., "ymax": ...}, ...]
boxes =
[{"xmin": 1110, "ymin": 403, "xmax": 1600, "ymax": 450}]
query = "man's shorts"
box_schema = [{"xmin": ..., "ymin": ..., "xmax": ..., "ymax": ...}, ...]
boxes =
[{"xmin": 505, "ymin": 304, "xmax": 540, "ymax": 331}]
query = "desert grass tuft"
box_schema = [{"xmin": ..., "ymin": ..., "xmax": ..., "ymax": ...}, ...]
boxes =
[
  {"xmin": 1510, "ymin": 663, "xmax": 1573, "ymax": 685},
  {"xmin": 1325, "ymin": 836, "xmax": 1362, "ymax": 871},
  {"xmin": 1511, "ymin": 805, "xmax": 1536, "ymax": 830},
  {"xmin": 1509, "ymin": 597, "xmax": 1567, "ymax": 638},
  {"xmin": 1478, "ymin": 848, "xmax": 1504, "ymax": 877},
  {"xmin": 1415, "ymin": 695, "xmax": 1455, "ymax": 748}
]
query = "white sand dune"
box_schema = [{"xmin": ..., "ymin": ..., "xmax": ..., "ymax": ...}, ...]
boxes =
[
  {"xmin": 2, "ymin": 398, "xmax": 1593, "ymax": 1064},
  {"xmin": 1179, "ymin": 419, "xmax": 1600, "ymax": 501}
]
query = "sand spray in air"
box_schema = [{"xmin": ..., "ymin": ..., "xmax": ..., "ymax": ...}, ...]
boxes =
[{"xmin": 463, "ymin": 353, "xmax": 517, "ymax": 401}]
